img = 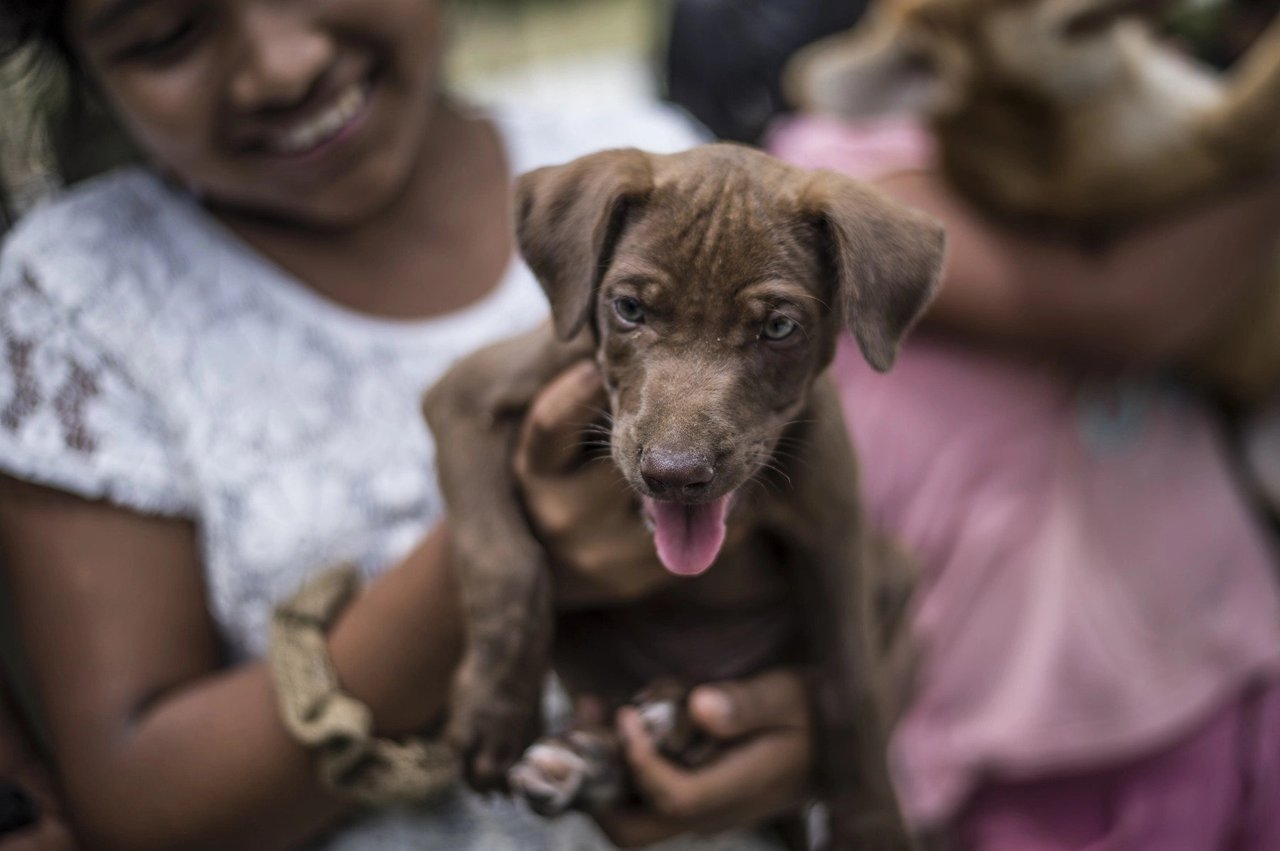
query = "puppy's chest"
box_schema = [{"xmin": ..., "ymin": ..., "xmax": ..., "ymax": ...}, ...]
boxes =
[{"xmin": 553, "ymin": 527, "xmax": 802, "ymax": 696}]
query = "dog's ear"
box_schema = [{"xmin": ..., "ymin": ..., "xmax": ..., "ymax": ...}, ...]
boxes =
[
  {"xmin": 787, "ymin": 30, "xmax": 950, "ymax": 119},
  {"xmin": 803, "ymin": 172, "xmax": 946, "ymax": 371},
  {"xmin": 516, "ymin": 149, "xmax": 654, "ymax": 340}
]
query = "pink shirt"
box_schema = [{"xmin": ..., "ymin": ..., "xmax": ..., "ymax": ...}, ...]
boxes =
[{"xmin": 769, "ymin": 116, "xmax": 1280, "ymax": 828}]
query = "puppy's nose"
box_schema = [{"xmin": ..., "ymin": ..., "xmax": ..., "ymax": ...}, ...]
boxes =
[{"xmin": 640, "ymin": 448, "xmax": 715, "ymax": 498}]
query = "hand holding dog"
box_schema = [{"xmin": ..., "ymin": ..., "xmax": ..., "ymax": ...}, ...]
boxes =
[
  {"xmin": 515, "ymin": 359, "xmax": 672, "ymax": 606},
  {"xmin": 600, "ymin": 668, "xmax": 813, "ymax": 848},
  {"xmin": 516, "ymin": 366, "xmax": 815, "ymax": 843}
]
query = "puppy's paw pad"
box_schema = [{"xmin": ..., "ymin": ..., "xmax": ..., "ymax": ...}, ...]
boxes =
[
  {"xmin": 447, "ymin": 703, "xmax": 538, "ymax": 792},
  {"xmin": 509, "ymin": 741, "xmax": 591, "ymax": 816},
  {"xmin": 634, "ymin": 694, "xmax": 680, "ymax": 744}
]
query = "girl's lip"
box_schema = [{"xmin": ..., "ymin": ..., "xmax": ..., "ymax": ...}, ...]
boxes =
[
  {"xmin": 233, "ymin": 74, "xmax": 377, "ymax": 162},
  {"xmin": 267, "ymin": 82, "xmax": 370, "ymax": 157}
]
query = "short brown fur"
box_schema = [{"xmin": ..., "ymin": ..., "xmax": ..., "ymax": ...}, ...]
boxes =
[{"xmin": 423, "ymin": 144, "xmax": 945, "ymax": 850}]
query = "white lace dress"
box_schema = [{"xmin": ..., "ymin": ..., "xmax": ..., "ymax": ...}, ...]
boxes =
[{"xmin": 0, "ymin": 104, "xmax": 781, "ymax": 851}]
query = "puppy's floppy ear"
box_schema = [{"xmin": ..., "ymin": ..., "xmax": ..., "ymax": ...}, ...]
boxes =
[
  {"xmin": 803, "ymin": 172, "xmax": 946, "ymax": 371},
  {"xmin": 516, "ymin": 148, "xmax": 654, "ymax": 340}
]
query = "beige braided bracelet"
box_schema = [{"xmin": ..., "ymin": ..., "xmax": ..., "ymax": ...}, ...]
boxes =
[{"xmin": 268, "ymin": 564, "xmax": 459, "ymax": 805}]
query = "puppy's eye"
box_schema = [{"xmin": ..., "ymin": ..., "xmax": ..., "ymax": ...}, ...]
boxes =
[
  {"xmin": 613, "ymin": 296, "xmax": 645, "ymax": 326},
  {"xmin": 761, "ymin": 313, "xmax": 798, "ymax": 341}
]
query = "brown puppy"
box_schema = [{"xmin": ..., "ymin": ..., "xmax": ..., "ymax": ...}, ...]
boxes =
[{"xmin": 423, "ymin": 143, "xmax": 945, "ymax": 850}]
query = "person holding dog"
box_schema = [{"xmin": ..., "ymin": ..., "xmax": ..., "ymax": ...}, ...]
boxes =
[{"xmin": 0, "ymin": 1, "xmax": 817, "ymax": 849}]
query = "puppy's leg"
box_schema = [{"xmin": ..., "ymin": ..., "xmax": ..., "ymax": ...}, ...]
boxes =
[
  {"xmin": 423, "ymin": 325, "xmax": 593, "ymax": 790},
  {"xmin": 773, "ymin": 379, "xmax": 916, "ymax": 851}
]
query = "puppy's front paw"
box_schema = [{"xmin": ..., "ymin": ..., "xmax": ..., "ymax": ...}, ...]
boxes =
[
  {"xmin": 508, "ymin": 729, "xmax": 625, "ymax": 816},
  {"xmin": 448, "ymin": 702, "xmax": 538, "ymax": 791},
  {"xmin": 447, "ymin": 667, "xmax": 541, "ymax": 791}
]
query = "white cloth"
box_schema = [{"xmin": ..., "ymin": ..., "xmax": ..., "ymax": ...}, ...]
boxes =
[{"xmin": 0, "ymin": 102, "xmax": 779, "ymax": 851}]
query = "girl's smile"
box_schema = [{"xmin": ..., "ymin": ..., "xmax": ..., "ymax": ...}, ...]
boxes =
[
  {"xmin": 235, "ymin": 74, "xmax": 372, "ymax": 158},
  {"xmin": 68, "ymin": 0, "xmax": 445, "ymax": 228}
]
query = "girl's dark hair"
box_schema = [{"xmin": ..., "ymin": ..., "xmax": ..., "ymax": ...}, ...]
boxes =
[
  {"xmin": 1, "ymin": 0, "xmax": 139, "ymax": 189},
  {"xmin": 0, "ymin": 0, "xmax": 72, "ymax": 68}
]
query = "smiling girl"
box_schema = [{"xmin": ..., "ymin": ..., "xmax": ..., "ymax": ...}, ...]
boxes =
[{"xmin": 0, "ymin": 2, "xmax": 810, "ymax": 849}]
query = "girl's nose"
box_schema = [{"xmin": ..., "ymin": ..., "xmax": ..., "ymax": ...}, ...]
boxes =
[{"xmin": 229, "ymin": 7, "xmax": 334, "ymax": 112}]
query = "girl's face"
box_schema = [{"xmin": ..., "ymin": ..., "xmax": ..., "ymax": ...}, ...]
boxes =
[{"xmin": 67, "ymin": 0, "xmax": 444, "ymax": 227}]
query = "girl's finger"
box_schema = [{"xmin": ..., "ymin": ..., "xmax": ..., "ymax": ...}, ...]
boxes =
[
  {"xmin": 619, "ymin": 708, "xmax": 810, "ymax": 822},
  {"xmin": 516, "ymin": 361, "xmax": 606, "ymax": 476},
  {"xmin": 689, "ymin": 667, "xmax": 810, "ymax": 738},
  {"xmin": 617, "ymin": 708, "xmax": 694, "ymax": 811}
]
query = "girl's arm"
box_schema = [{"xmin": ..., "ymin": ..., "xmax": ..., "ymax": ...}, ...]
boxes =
[
  {"xmin": 877, "ymin": 169, "xmax": 1280, "ymax": 366},
  {"xmin": 0, "ymin": 477, "xmax": 462, "ymax": 851}
]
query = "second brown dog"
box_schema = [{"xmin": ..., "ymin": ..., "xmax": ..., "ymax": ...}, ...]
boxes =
[{"xmin": 787, "ymin": 0, "xmax": 1280, "ymax": 402}]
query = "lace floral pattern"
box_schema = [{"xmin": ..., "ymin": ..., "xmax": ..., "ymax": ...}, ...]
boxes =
[{"xmin": 0, "ymin": 254, "xmax": 195, "ymax": 515}]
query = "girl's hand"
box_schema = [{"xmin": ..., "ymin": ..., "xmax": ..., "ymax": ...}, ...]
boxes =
[
  {"xmin": 514, "ymin": 361, "xmax": 670, "ymax": 605},
  {"xmin": 596, "ymin": 668, "xmax": 814, "ymax": 848}
]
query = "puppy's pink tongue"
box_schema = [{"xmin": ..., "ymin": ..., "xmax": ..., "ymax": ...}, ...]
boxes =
[{"xmin": 644, "ymin": 494, "xmax": 731, "ymax": 577}]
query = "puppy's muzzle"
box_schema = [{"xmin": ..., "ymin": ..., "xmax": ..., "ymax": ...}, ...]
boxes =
[{"xmin": 639, "ymin": 447, "xmax": 716, "ymax": 500}]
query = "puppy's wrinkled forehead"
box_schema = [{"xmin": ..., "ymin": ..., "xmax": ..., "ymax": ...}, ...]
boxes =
[{"xmin": 615, "ymin": 148, "xmax": 818, "ymax": 292}]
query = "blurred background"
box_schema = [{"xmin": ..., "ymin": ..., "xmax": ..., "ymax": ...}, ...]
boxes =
[
  {"xmin": 0, "ymin": 0, "xmax": 869, "ymax": 229},
  {"xmin": 2, "ymin": 0, "xmax": 1275, "ymax": 227},
  {"xmin": 448, "ymin": 0, "xmax": 661, "ymax": 106}
]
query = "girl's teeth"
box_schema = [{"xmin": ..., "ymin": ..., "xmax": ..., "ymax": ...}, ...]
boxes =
[{"xmin": 272, "ymin": 85, "xmax": 366, "ymax": 155}]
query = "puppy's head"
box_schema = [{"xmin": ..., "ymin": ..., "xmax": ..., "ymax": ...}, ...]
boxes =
[
  {"xmin": 787, "ymin": 0, "xmax": 1170, "ymax": 118},
  {"xmin": 517, "ymin": 144, "xmax": 945, "ymax": 577}
]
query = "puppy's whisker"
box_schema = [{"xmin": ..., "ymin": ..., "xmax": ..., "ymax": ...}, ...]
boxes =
[
  {"xmin": 776, "ymin": 418, "xmax": 817, "ymax": 431},
  {"xmin": 757, "ymin": 460, "xmax": 794, "ymax": 489},
  {"xmin": 752, "ymin": 471, "xmax": 784, "ymax": 496},
  {"xmin": 583, "ymin": 453, "xmax": 619, "ymax": 467},
  {"xmin": 767, "ymin": 445, "xmax": 809, "ymax": 465}
]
